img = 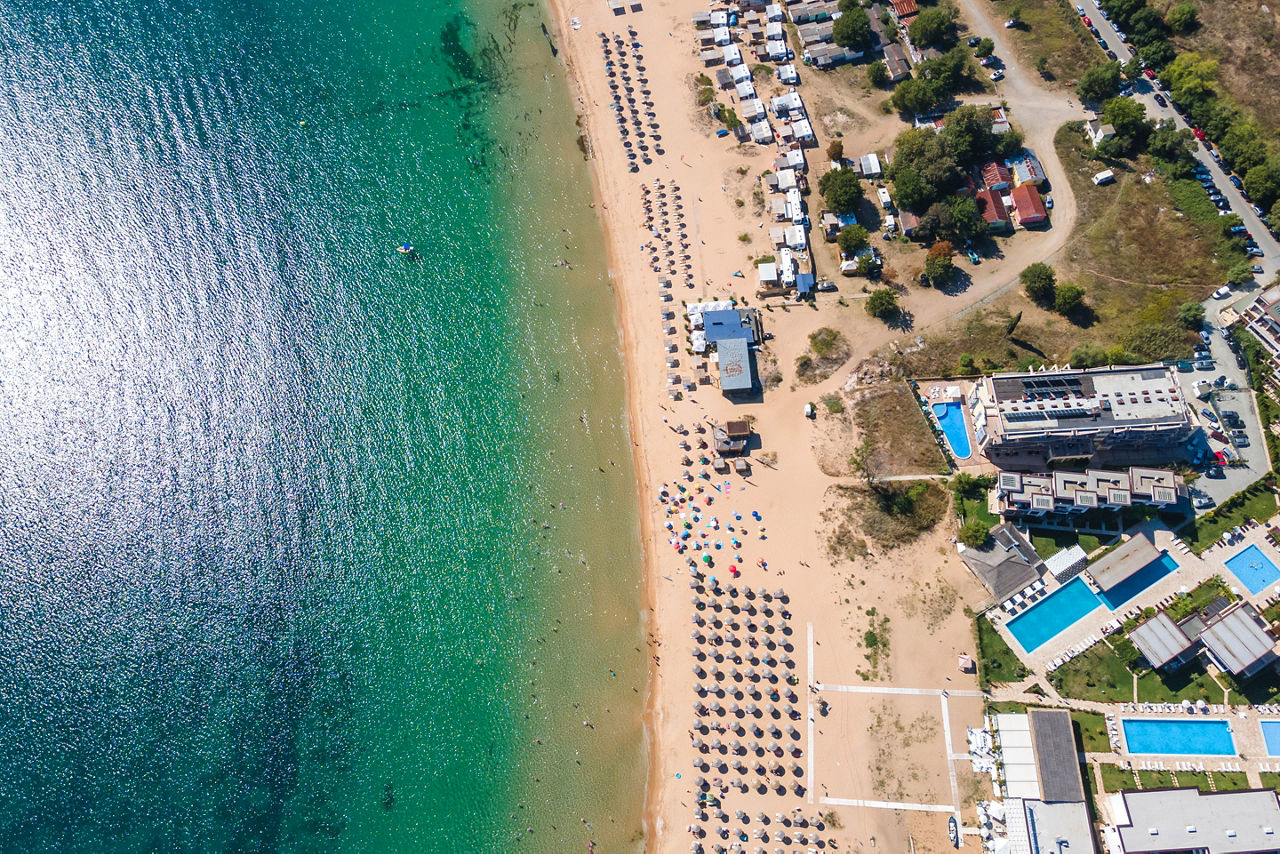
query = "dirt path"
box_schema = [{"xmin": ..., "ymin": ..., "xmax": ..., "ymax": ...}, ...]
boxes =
[{"xmin": 871, "ymin": 0, "xmax": 1093, "ymax": 338}]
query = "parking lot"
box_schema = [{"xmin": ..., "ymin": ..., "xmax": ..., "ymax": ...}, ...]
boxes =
[{"xmin": 1172, "ymin": 323, "xmax": 1270, "ymax": 510}]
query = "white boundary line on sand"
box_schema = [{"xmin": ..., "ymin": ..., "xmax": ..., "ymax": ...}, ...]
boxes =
[
  {"xmin": 819, "ymin": 797, "xmax": 957, "ymax": 812},
  {"xmin": 810, "ymin": 679, "xmax": 983, "ymax": 827},
  {"xmin": 807, "ymin": 621, "xmax": 815, "ymax": 804},
  {"xmin": 815, "ymin": 683, "xmax": 983, "ymax": 698},
  {"xmin": 940, "ymin": 692, "xmax": 964, "ymax": 845}
]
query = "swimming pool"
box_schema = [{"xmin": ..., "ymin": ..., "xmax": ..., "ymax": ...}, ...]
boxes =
[
  {"xmin": 932, "ymin": 402, "xmax": 971, "ymax": 459},
  {"xmin": 1262, "ymin": 721, "xmax": 1280, "ymax": 756},
  {"xmin": 1099, "ymin": 552, "xmax": 1180, "ymax": 610},
  {"xmin": 1225, "ymin": 543, "xmax": 1280, "ymax": 594},
  {"xmin": 1121, "ymin": 718, "xmax": 1236, "ymax": 755},
  {"xmin": 1006, "ymin": 576, "xmax": 1103, "ymax": 653}
]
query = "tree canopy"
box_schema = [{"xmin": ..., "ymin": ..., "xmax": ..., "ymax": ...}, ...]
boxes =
[
  {"xmin": 818, "ymin": 168, "xmax": 864, "ymax": 214},
  {"xmin": 1054, "ymin": 284, "xmax": 1087, "ymax": 317},
  {"xmin": 1020, "ymin": 262, "xmax": 1056, "ymax": 305},
  {"xmin": 1076, "ymin": 61, "xmax": 1121, "ymax": 103},
  {"xmin": 1176, "ymin": 302, "xmax": 1205, "ymax": 330},
  {"xmin": 1097, "ymin": 96, "xmax": 1152, "ymax": 156},
  {"xmin": 974, "ymin": 38, "xmax": 994, "ymax": 59},
  {"xmin": 907, "ymin": 7, "xmax": 955, "ymax": 48},
  {"xmin": 867, "ymin": 60, "xmax": 888, "ymax": 87},
  {"xmin": 837, "ymin": 225, "xmax": 870, "ymax": 256},
  {"xmin": 1165, "ymin": 2, "xmax": 1197, "ymax": 33},
  {"xmin": 833, "ymin": 7, "xmax": 873, "ymax": 50},
  {"xmin": 865, "ymin": 288, "xmax": 898, "ymax": 319}
]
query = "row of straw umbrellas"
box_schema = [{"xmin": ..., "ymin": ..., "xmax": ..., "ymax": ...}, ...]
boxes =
[
  {"xmin": 683, "ymin": 574, "xmax": 835, "ymax": 851},
  {"xmin": 599, "ymin": 30, "xmax": 661, "ymax": 170},
  {"xmin": 645, "ymin": 180, "xmax": 694, "ymax": 286}
]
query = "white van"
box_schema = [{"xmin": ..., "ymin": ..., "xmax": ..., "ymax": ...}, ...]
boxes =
[{"xmin": 1092, "ymin": 169, "xmax": 1115, "ymax": 185}]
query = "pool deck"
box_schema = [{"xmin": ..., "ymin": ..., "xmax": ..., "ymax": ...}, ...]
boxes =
[{"xmin": 987, "ymin": 521, "xmax": 1280, "ymax": 675}]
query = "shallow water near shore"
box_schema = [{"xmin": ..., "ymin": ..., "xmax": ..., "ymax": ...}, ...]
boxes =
[{"xmin": 0, "ymin": 0, "xmax": 645, "ymax": 849}]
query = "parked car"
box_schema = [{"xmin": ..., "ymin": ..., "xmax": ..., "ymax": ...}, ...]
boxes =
[
  {"xmin": 1235, "ymin": 352, "xmax": 1248, "ymax": 370},
  {"xmin": 1254, "ymin": 265, "xmax": 1266, "ymax": 274},
  {"xmin": 1213, "ymin": 285, "xmax": 1232, "ymax": 299},
  {"xmin": 967, "ymin": 36, "xmax": 982, "ymax": 47},
  {"xmin": 1082, "ymin": 15, "xmax": 1091, "ymax": 25},
  {"xmin": 1100, "ymin": 8, "xmax": 1110, "ymax": 18},
  {"xmin": 1236, "ymin": 436, "xmax": 1251, "ymax": 447},
  {"xmin": 1230, "ymin": 224, "xmax": 1247, "ymax": 234},
  {"xmin": 1196, "ymin": 360, "xmax": 1215, "ymax": 370},
  {"xmin": 989, "ymin": 70, "xmax": 1004, "ymax": 80},
  {"xmin": 1230, "ymin": 175, "xmax": 1244, "ymax": 190},
  {"xmin": 1202, "ymin": 407, "xmax": 1219, "ymax": 423},
  {"xmin": 1106, "ymin": 49, "xmax": 1117, "ymax": 60},
  {"xmin": 1004, "ymin": 18, "xmax": 1017, "ymax": 28},
  {"xmin": 1248, "ymin": 248, "xmax": 1265, "ymax": 257},
  {"xmin": 1253, "ymin": 204, "xmax": 1266, "ymax": 217},
  {"xmin": 1205, "ymin": 465, "xmax": 1226, "ymax": 478},
  {"xmin": 1200, "ymin": 330, "xmax": 1213, "ymax": 344},
  {"xmin": 1222, "ymin": 410, "xmax": 1242, "ymax": 424},
  {"xmin": 1210, "ymin": 429, "xmax": 1228, "ymax": 442},
  {"xmin": 1213, "ymin": 374, "xmax": 1228, "ymax": 388},
  {"xmin": 1193, "ymin": 495, "xmax": 1215, "ymax": 510},
  {"xmin": 1229, "ymin": 428, "xmax": 1248, "ymax": 439},
  {"xmin": 1154, "ymin": 93, "xmax": 1166, "ymax": 107},
  {"xmin": 1076, "ymin": 4, "xmax": 1085, "ymax": 14},
  {"xmin": 1115, "ymin": 29, "xmax": 1126, "ymax": 40},
  {"xmin": 1192, "ymin": 126, "xmax": 1206, "ymax": 139}
]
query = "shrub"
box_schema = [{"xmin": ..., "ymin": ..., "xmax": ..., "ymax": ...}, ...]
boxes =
[
  {"xmin": 827, "ymin": 139, "xmax": 844, "ymax": 162},
  {"xmin": 1176, "ymin": 301, "xmax": 1205, "ymax": 330},
  {"xmin": 1054, "ymin": 284, "xmax": 1087, "ymax": 316},
  {"xmin": 866, "ymin": 288, "xmax": 898, "ymax": 318},
  {"xmin": 959, "ymin": 520, "xmax": 991, "ymax": 548},
  {"xmin": 867, "ymin": 60, "xmax": 888, "ymax": 87},
  {"xmin": 1020, "ymin": 262, "xmax": 1056, "ymax": 305}
]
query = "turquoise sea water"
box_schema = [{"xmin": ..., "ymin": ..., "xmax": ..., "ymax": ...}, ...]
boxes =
[{"xmin": 0, "ymin": 0, "xmax": 644, "ymax": 850}]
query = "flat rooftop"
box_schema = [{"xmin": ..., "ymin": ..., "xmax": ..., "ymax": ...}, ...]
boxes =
[
  {"xmin": 1112, "ymin": 788, "xmax": 1280, "ymax": 854},
  {"xmin": 984, "ymin": 366, "xmax": 1189, "ymax": 435}
]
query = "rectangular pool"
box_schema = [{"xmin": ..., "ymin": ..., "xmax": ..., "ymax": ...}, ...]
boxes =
[
  {"xmin": 1121, "ymin": 718, "xmax": 1236, "ymax": 755},
  {"xmin": 932, "ymin": 401, "xmax": 971, "ymax": 459},
  {"xmin": 1099, "ymin": 552, "xmax": 1179, "ymax": 610},
  {"xmin": 1225, "ymin": 543, "xmax": 1280, "ymax": 595},
  {"xmin": 1006, "ymin": 576, "xmax": 1103, "ymax": 653},
  {"xmin": 1262, "ymin": 721, "xmax": 1280, "ymax": 756}
]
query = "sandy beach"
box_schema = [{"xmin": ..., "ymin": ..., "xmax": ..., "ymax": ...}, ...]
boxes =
[{"xmin": 537, "ymin": 0, "xmax": 1085, "ymax": 847}]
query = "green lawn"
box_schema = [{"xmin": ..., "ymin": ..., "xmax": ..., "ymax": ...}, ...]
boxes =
[
  {"xmin": 1029, "ymin": 528, "xmax": 1105, "ymax": 560},
  {"xmin": 986, "ymin": 700, "xmax": 1030, "ymax": 714},
  {"xmin": 1052, "ymin": 637, "xmax": 1228, "ymax": 704},
  {"xmin": 1177, "ymin": 771, "xmax": 1214, "ymax": 792},
  {"xmin": 1185, "ymin": 484, "xmax": 1279, "ymax": 553},
  {"xmin": 1214, "ymin": 771, "xmax": 1252, "ymax": 791},
  {"xmin": 1137, "ymin": 770, "xmax": 1175, "ymax": 789},
  {"xmin": 1166, "ymin": 577, "xmax": 1235, "ymax": 622},
  {"xmin": 1223, "ymin": 669, "xmax": 1280, "ymax": 704},
  {"xmin": 957, "ymin": 495, "xmax": 999, "ymax": 530},
  {"xmin": 1051, "ymin": 643, "xmax": 1135, "ymax": 703},
  {"xmin": 1099, "ymin": 763, "xmax": 1136, "ymax": 792},
  {"xmin": 1135, "ymin": 665, "xmax": 1225, "ymax": 705},
  {"xmin": 1072, "ymin": 711, "xmax": 1111, "ymax": 753},
  {"xmin": 1260, "ymin": 771, "xmax": 1280, "ymax": 792},
  {"xmin": 977, "ymin": 616, "xmax": 1030, "ymax": 689}
]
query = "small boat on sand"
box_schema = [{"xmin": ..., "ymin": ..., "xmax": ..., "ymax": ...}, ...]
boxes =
[{"xmin": 949, "ymin": 816, "xmax": 959, "ymax": 848}]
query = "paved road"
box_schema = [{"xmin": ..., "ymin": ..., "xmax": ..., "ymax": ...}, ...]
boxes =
[{"xmin": 1080, "ymin": 0, "xmax": 1280, "ymax": 288}]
